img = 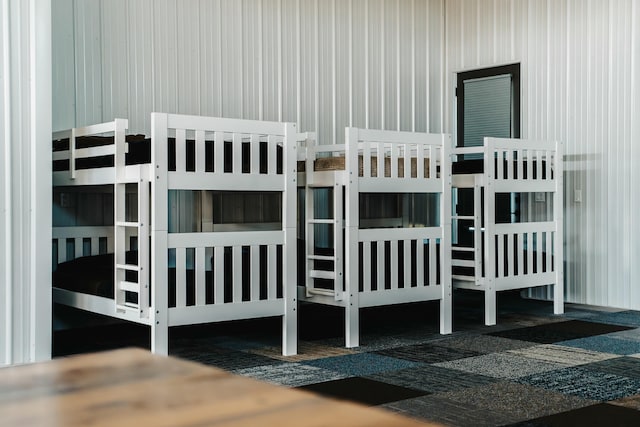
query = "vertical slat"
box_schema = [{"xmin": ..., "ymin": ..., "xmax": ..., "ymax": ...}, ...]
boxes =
[
  {"xmin": 91, "ymin": 237, "xmax": 99, "ymax": 256},
  {"xmin": 232, "ymin": 246, "xmax": 242, "ymax": 303},
  {"xmin": 416, "ymin": 239, "xmax": 424, "ymax": 286},
  {"xmin": 214, "ymin": 246, "xmax": 224, "ymax": 304},
  {"xmin": 377, "ymin": 142, "xmax": 384, "ymax": 177},
  {"xmin": 362, "ymin": 140, "xmax": 371, "ymax": 178},
  {"xmin": 250, "ymin": 245, "xmax": 260, "ymax": 301},
  {"xmin": 517, "ymin": 149, "xmax": 523, "ymax": 181},
  {"xmin": 390, "ymin": 143, "xmax": 398, "ymax": 178},
  {"xmin": 403, "ymin": 239, "xmax": 411, "ymax": 287},
  {"xmin": 390, "ymin": 240, "xmax": 398, "ymax": 290},
  {"xmin": 545, "ymin": 150, "xmax": 552, "ymax": 181},
  {"xmin": 176, "ymin": 128, "xmax": 186, "ymax": 173},
  {"xmin": 429, "ymin": 145, "xmax": 436, "ymax": 179},
  {"xmin": 417, "ymin": 143, "xmax": 424, "ymax": 178},
  {"xmin": 250, "ymin": 134, "xmax": 260, "ymax": 174},
  {"xmin": 195, "ymin": 130, "xmax": 205, "ymax": 173},
  {"xmin": 536, "ymin": 231, "xmax": 543, "ymax": 274},
  {"xmin": 546, "ymin": 231, "xmax": 553, "ymax": 273},
  {"xmin": 233, "ymin": 133, "xmax": 242, "ymax": 174},
  {"xmin": 363, "ymin": 241, "xmax": 371, "ymax": 292},
  {"xmin": 75, "ymin": 239, "xmax": 83, "ymax": 259},
  {"xmin": 429, "ymin": 239, "xmax": 436, "ymax": 286},
  {"xmin": 527, "ymin": 232, "xmax": 533, "ymax": 276},
  {"xmin": 268, "ymin": 134, "xmax": 277, "ymax": 175},
  {"xmin": 497, "ymin": 234, "xmax": 504, "ymax": 278},
  {"xmin": 496, "ymin": 149, "xmax": 504, "ymax": 180},
  {"xmin": 214, "ymin": 131, "xmax": 224, "ymax": 174},
  {"xmin": 176, "ymin": 247, "xmax": 186, "ymax": 308},
  {"xmin": 536, "ymin": 150, "xmax": 542, "ymax": 180},
  {"xmin": 377, "ymin": 240, "xmax": 385, "ymax": 290},
  {"xmin": 403, "ymin": 143, "xmax": 410, "ymax": 178},
  {"xmin": 57, "ymin": 240, "xmax": 66, "ymax": 264},
  {"xmin": 507, "ymin": 233, "xmax": 514, "ymax": 277},
  {"xmin": 506, "ymin": 149, "xmax": 513, "ymax": 181},
  {"xmin": 267, "ymin": 244, "xmax": 277, "ymax": 299},
  {"xmin": 517, "ymin": 232, "xmax": 524, "ymax": 276},
  {"xmin": 195, "ymin": 247, "xmax": 205, "ymax": 306}
]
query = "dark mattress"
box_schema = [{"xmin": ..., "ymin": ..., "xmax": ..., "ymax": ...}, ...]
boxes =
[{"xmin": 453, "ymin": 158, "xmax": 550, "ymax": 178}]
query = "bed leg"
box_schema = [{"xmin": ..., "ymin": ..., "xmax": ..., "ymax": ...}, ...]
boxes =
[
  {"xmin": 440, "ymin": 291, "xmax": 453, "ymax": 334},
  {"xmin": 151, "ymin": 321, "xmax": 169, "ymax": 356},
  {"xmin": 282, "ymin": 302, "xmax": 298, "ymax": 356},
  {"xmin": 485, "ymin": 288, "xmax": 497, "ymax": 326},
  {"xmin": 553, "ymin": 283, "xmax": 564, "ymax": 315},
  {"xmin": 345, "ymin": 300, "xmax": 359, "ymax": 348}
]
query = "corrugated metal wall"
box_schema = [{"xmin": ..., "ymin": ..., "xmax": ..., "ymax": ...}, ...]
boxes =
[
  {"xmin": 53, "ymin": 0, "xmax": 640, "ymax": 309},
  {"xmin": 53, "ymin": 0, "xmax": 445, "ymax": 142},
  {"xmin": 445, "ymin": 0, "xmax": 640, "ymax": 309}
]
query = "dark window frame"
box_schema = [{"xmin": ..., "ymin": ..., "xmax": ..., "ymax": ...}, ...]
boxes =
[{"xmin": 456, "ymin": 63, "xmax": 521, "ymax": 147}]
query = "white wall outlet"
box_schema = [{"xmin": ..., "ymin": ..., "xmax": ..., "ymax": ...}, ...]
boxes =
[{"xmin": 574, "ymin": 189, "xmax": 582, "ymax": 203}]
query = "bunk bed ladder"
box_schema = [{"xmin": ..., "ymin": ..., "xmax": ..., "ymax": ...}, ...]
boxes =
[
  {"xmin": 304, "ymin": 147, "xmax": 344, "ymax": 301},
  {"xmin": 114, "ymin": 164, "xmax": 151, "ymax": 318}
]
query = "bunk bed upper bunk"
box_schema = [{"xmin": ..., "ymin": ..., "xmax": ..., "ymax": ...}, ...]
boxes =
[{"xmin": 52, "ymin": 114, "xmax": 299, "ymax": 355}]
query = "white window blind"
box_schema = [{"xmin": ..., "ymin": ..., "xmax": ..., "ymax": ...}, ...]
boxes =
[{"xmin": 463, "ymin": 74, "xmax": 512, "ymax": 148}]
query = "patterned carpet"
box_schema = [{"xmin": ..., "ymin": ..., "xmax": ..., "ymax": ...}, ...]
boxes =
[{"xmin": 53, "ymin": 290, "xmax": 640, "ymax": 426}]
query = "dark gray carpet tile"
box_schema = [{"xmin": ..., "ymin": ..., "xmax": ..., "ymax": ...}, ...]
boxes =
[
  {"xmin": 517, "ymin": 366, "xmax": 640, "ymax": 401},
  {"xmin": 302, "ymin": 353, "xmax": 421, "ymax": 376},
  {"xmin": 374, "ymin": 342, "xmax": 481, "ymax": 363},
  {"xmin": 170, "ymin": 346, "xmax": 279, "ymax": 371},
  {"xmin": 559, "ymin": 335, "xmax": 640, "ymax": 355},
  {"xmin": 234, "ymin": 363, "xmax": 347, "ymax": 387},
  {"xmin": 383, "ymin": 395, "xmax": 518, "ymax": 427},
  {"xmin": 434, "ymin": 353, "xmax": 564, "ymax": 379},
  {"xmin": 607, "ymin": 328, "xmax": 640, "ymax": 342},
  {"xmin": 297, "ymin": 377, "xmax": 429, "ymax": 406},
  {"xmin": 436, "ymin": 381, "xmax": 595, "ymax": 423},
  {"xmin": 367, "ymin": 364, "xmax": 498, "ymax": 393},
  {"xmin": 489, "ymin": 320, "xmax": 634, "ymax": 344},
  {"xmin": 580, "ymin": 356, "xmax": 640, "ymax": 379},
  {"xmin": 506, "ymin": 403, "xmax": 640, "ymax": 427},
  {"xmin": 589, "ymin": 311, "xmax": 640, "ymax": 328},
  {"xmin": 434, "ymin": 334, "xmax": 535, "ymax": 353}
]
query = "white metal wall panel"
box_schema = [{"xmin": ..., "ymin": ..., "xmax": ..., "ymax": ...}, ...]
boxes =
[
  {"xmin": 445, "ymin": 0, "xmax": 640, "ymax": 309},
  {"xmin": 53, "ymin": 0, "xmax": 444, "ymax": 140},
  {"xmin": 51, "ymin": 0, "xmax": 75, "ymax": 130},
  {"xmin": 1, "ymin": 0, "xmax": 52, "ymax": 365}
]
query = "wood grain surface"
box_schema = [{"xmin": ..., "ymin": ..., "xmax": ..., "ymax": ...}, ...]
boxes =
[{"xmin": 0, "ymin": 348, "xmax": 440, "ymax": 427}]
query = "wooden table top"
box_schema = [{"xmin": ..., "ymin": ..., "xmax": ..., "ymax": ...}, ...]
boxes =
[{"xmin": 0, "ymin": 348, "xmax": 440, "ymax": 427}]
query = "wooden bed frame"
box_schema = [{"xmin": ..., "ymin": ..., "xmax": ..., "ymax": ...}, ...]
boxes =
[{"xmin": 52, "ymin": 114, "xmax": 298, "ymax": 356}]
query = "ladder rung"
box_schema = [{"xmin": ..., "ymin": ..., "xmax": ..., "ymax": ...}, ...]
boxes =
[
  {"xmin": 452, "ymin": 275, "xmax": 476, "ymax": 282},
  {"xmin": 452, "ymin": 215, "xmax": 475, "ymax": 220},
  {"xmin": 452, "ymin": 246, "xmax": 475, "ymax": 252},
  {"xmin": 116, "ymin": 221, "xmax": 140, "ymax": 227},
  {"xmin": 306, "ymin": 287, "xmax": 336, "ymax": 297},
  {"xmin": 116, "ymin": 263, "xmax": 141, "ymax": 272},
  {"xmin": 310, "ymin": 270, "xmax": 335, "ymax": 280},
  {"xmin": 307, "ymin": 254, "xmax": 335, "ymax": 261},
  {"xmin": 308, "ymin": 219, "xmax": 335, "ymax": 224},
  {"xmin": 452, "ymin": 260, "xmax": 475, "ymax": 267},
  {"xmin": 118, "ymin": 280, "xmax": 140, "ymax": 293}
]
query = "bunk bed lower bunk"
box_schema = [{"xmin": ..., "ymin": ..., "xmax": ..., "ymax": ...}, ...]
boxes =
[
  {"xmin": 298, "ymin": 128, "xmax": 452, "ymax": 348},
  {"xmin": 52, "ymin": 114, "xmax": 298, "ymax": 355},
  {"xmin": 451, "ymin": 137, "xmax": 564, "ymax": 325}
]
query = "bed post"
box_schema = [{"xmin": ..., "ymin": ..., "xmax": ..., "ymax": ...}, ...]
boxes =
[
  {"xmin": 282, "ymin": 122, "xmax": 298, "ymax": 356},
  {"xmin": 554, "ymin": 141, "xmax": 565, "ymax": 315},
  {"xmin": 484, "ymin": 137, "xmax": 497, "ymax": 326},
  {"xmin": 440, "ymin": 135, "xmax": 453, "ymax": 334},
  {"xmin": 344, "ymin": 127, "xmax": 359, "ymax": 348},
  {"xmin": 151, "ymin": 112, "xmax": 169, "ymax": 355}
]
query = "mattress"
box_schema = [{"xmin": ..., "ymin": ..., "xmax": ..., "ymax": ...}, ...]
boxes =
[{"xmin": 298, "ymin": 155, "xmax": 432, "ymax": 178}]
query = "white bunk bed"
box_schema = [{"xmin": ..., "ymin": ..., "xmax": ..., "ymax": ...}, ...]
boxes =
[
  {"xmin": 298, "ymin": 127, "xmax": 452, "ymax": 348},
  {"xmin": 52, "ymin": 114, "xmax": 298, "ymax": 355},
  {"xmin": 451, "ymin": 137, "xmax": 564, "ymax": 325}
]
